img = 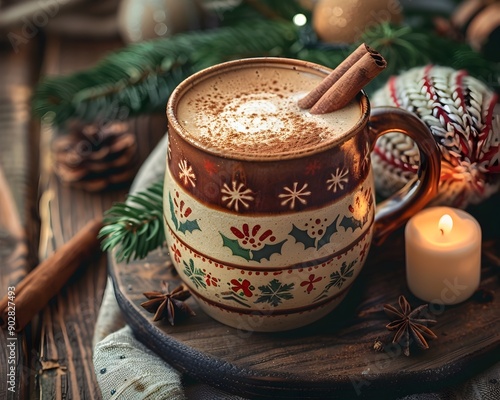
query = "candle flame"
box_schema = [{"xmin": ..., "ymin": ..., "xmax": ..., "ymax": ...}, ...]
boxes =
[{"xmin": 438, "ymin": 214, "xmax": 453, "ymax": 235}]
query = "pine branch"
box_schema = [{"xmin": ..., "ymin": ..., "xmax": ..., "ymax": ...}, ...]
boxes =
[
  {"xmin": 32, "ymin": 18, "xmax": 499, "ymax": 128},
  {"xmin": 32, "ymin": 19, "xmax": 300, "ymax": 127},
  {"xmin": 359, "ymin": 23, "xmax": 500, "ymax": 91},
  {"xmin": 98, "ymin": 180, "xmax": 165, "ymax": 263}
]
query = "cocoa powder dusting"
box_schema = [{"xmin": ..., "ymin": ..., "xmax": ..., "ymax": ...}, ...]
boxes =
[{"xmin": 176, "ymin": 65, "xmax": 360, "ymax": 157}]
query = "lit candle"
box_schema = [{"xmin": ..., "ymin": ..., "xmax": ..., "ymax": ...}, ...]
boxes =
[{"xmin": 405, "ymin": 207, "xmax": 481, "ymax": 305}]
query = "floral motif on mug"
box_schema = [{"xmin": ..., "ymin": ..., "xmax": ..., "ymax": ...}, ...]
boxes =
[
  {"xmin": 220, "ymin": 224, "xmax": 287, "ymax": 262},
  {"xmin": 290, "ymin": 216, "xmax": 340, "ymax": 250},
  {"xmin": 204, "ymin": 272, "xmax": 219, "ymax": 287},
  {"xmin": 218, "ymin": 279, "xmax": 254, "ymax": 308},
  {"xmin": 183, "ymin": 258, "xmax": 206, "ymax": 290},
  {"xmin": 300, "ymin": 274, "xmax": 323, "ymax": 294},
  {"xmin": 178, "ymin": 158, "xmax": 196, "ymax": 187},
  {"xmin": 221, "ymin": 180, "xmax": 254, "ymax": 211},
  {"xmin": 230, "ymin": 278, "xmax": 254, "ymax": 298},
  {"xmin": 168, "ymin": 191, "xmax": 201, "ymax": 234},
  {"xmin": 254, "ymin": 279, "xmax": 294, "ymax": 307},
  {"xmin": 326, "ymin": 167, "xmax": 349, "ymax": 193},
  {"xmin": 314, "ymin": 259, "xmax": 357, "ymax": 302},
  {"xmin": 278, "ymin": 182, "xmax": 311, "ymax": 210},
  {"xmin": 170, "ymin": 243, "xmax": 182, "ymax": 264}
]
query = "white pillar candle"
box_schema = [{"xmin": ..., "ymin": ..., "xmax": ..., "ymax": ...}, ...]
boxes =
[{"xmin": 405, "ymin": 207, "xmax": 481, "ymax": 305}]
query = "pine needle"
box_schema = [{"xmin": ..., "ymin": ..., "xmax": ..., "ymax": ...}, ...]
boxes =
[
  {"xmin": 360, "ymin": 23, "xmax": 499, "ymax": 91},
  {"xmin": 32, "ymin": 19, "xmax": 300, "ymax": 127},
  {"xmin": 99, "ymin": 180, "xmax": 165, "ymax": 263}
]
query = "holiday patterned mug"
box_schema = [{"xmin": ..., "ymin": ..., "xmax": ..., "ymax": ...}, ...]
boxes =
[{"xmin": 164, "ymin": 58, "xmax": 441, "ymax": 332}]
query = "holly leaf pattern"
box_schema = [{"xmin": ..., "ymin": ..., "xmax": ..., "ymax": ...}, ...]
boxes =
[
  {"xmin": 169, "ymin": 192, "xmax": 179, "ymax": 230},
  {"xmin": 220, "ymin": 233, "xmax": 252, "ymax": 260},
  {"xmin": 251, "ymin": 240, "xmax": 287, "ymax": 262},
  {"xmin": 178, "ymin": 219, "xmax": 201, "ymax": 234},
  {"xmin": 317, "ymin": 216, "xmax": 339, "ymax": 250},
  {"xmin": 289, "ymin": 224, "xmax": 316, "ymax": 249},
  {"xmin": 340, "ymin": 215, "xmax": 363, "ymax": 232},
  {"xmin": 220, "ymin": 234, "xmax": 286, "ymax": 262},
  {"xmin": 255, "ymin": 279, "xmax": 294, "ymax": 307}
]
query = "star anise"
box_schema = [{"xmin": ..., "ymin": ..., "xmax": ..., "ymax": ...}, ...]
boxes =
[
  {"xmin": 383, "ymin": 295, "xmax": 437, "ymax": 357},
  {"xmin": 141, "ymin": 282, "xmax": 195, "ymax": 325}
]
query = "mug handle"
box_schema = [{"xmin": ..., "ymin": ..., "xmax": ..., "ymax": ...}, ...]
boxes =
[{"xmin": 368, "ymin": 106, "xmax": 441, "ymax": 245}]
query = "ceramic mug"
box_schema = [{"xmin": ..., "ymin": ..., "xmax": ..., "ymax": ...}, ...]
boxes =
[{"xmin": 164, "ymin": 58, "xmax": 440, "ymax": 332}]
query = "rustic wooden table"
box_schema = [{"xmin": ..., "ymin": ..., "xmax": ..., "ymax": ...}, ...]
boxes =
[
  {"xmin": 0, "ymin": 34, "xmax": 164, "ymax": 399},
  {"xmin": 0, "ymin": 32, "xmax": 499, "ymax": 400}
]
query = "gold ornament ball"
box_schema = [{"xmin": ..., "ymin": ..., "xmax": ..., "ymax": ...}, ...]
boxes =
[{"xmin": 313, "ymin": 0, "xmax": 403, "ymax": 44}]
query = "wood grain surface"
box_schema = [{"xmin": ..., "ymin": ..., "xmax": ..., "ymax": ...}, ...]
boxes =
[
  {"xmin": 1, "ymin": 33, "xmax": 165, "ymax": 400},
  {"xmin": 0, "ymin": 36, "xmax": 43, "ymax": 400},
  {"xmin": 111, "ymin": 193, "xmax": 500, "ymax": 399},
  {"xmin": 34, "ymin": 35, "xmax": 165, "ymax": 400}
]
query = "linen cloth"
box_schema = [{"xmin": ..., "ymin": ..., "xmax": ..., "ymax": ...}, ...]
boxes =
[{"xmin": 93, "ymin": 134, "xmax": 499, "ymax": 399}]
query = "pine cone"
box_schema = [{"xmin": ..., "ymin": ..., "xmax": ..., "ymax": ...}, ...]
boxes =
[{"xmin": 52, "ymin": 122, "xmax": 138, "ymax": 191}]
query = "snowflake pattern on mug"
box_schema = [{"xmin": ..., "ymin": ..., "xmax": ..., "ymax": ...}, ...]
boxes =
[
  {"xmin": 254, "ymin": 279, "xmax": 294, "ymax": 307},
  {"xmin": 178, "ymin": 159, "xmax": 196, "ymax": 187},
  {"xmin": 221, "ymin": 180, "xmax": 254, "ymax": 211},
  {"xmin": 314, "ymin": 259, "xmax": 357, "ymax": 302},
  {"xmin": 326, "ymin": 167, "xmax": 349, "ymax": 193},
  {"xmin": 305, "ymin": 159, "xmax": 322, "ymax": 175},
  {"xmin": 183, "ymin": 258, "xmax": 206, "ymax": 290},
  {"xmin": 279, "ymin": 182, "xmax": 311, "ymax": 209},
  {"xmin": 169, "ymin": 148, "xmax": 371, "ymax": 212}
]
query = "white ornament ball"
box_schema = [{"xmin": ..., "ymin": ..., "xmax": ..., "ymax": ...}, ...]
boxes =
[
  {"xmin": 371, "ymin": 65, "xmax": 500, "ymax": 208},
  {"xmin": 312, "ymin": 0, "xmax": 402, "ymax": 44},
  {"xmin": 118, "ymin": 0, "xmax": 202, "ymax": 43}
]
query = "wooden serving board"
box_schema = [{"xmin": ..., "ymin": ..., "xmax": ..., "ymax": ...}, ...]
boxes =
[{"xmin": 109, "ymin": 221, "xmax": 500, "ymax": 399}]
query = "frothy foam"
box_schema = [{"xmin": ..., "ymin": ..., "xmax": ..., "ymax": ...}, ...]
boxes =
[{"xmin": 176, "ymin": 65, "xmax": 361, "ymax": 156}]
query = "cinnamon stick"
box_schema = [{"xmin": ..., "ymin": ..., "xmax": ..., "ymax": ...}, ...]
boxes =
[
  {"xmin": 298, "ymin": 43, "xmax": 371, "ymax": 109},
  {"xmin": 0, "ymin": 218, "xmax": 103, "ymax": 331},
  {"xmin": 299, "ymin": 44, "xmax": 387, "ymax": 114}
]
